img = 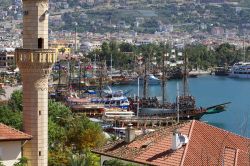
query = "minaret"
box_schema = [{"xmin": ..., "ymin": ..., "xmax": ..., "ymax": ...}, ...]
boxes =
[{"xmin": 15, "ymin": 0, "xmax": 56, "ymax": 165}]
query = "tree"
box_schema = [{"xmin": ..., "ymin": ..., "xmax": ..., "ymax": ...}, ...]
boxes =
[
  {"xmin": 214, "ymin": 43, "xmax": 242, "ymax": 66},
  {"xmin": 119, "ymin": 43, "xmax": 134, "ymax": 53},
  {"xmin": 48, "ymin": 100, "xmax": 72, "ymax": 124},
  {"xmin": 59, "ymin": 48, "xmax": 66, "ymax": 55},
  {"xmin": 48, "ymin": 118, "xmax": 67, "ymax": 151},
  {"xmin": 185, "ymin": 44, "xmax": 215, "ymax": 69},
  {"xmin": 8, "ymin": 90, "xmax": 23, "ymax": 112},
  {"xmin": 48, "ymin": 149, "xmax": 70, "ymax": 166},
  {"xmin": 0, "ymin": 105, "xmax": 22, "ymax": 130},
  {"xmin": 66, "ymin": 115, "xmax": 106, "ymax": 151},
  {"xmin": 100, "ymin": 42, "xmax": 110, "ymax": 60},
  {"xmin": 47, "ymin": 100, "xmax": 105, "ymax": 165},
  {"xmin": 0, "ymin": 89, "xmax": 105, "ymax": 165}
]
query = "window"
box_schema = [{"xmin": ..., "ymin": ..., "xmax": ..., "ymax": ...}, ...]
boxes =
[{"xmin": 38, "ymin": 38, "xmax": 44, "ymax": 49}]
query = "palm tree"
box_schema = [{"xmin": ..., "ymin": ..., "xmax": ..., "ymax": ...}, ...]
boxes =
[
  {"xmin": 68, "ymin": 150, "xmax": 100, "ymax": 166},
  {"xmin": 69, "ymin": 154, "xmax": 85, "ymax": 166},
  {"xmin": 59, "ymin": 47, "xmax": 66, "ymax": 55}
]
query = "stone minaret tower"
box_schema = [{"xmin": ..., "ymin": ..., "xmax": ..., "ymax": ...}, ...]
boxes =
[{"xmin": 15, "ymin": 0, "xmax": 56, "ymax": 165}]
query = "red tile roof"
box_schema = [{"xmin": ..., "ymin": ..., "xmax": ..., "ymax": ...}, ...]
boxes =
[
  {"xmin": 182, "ymin": 121, "xmax": 250, "ymax": 166},
  {"xmin": 0, "ymin": 123, "xmax": 32, "ymax": 141},
  {"xmin": 93, "ymin": 120, "xmax": 250, "ymax": 166}
]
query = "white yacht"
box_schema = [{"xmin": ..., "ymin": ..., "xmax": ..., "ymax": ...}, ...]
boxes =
[{"xmin": 230, "ymin": 62, "xmax": 250, "ymax": 78}]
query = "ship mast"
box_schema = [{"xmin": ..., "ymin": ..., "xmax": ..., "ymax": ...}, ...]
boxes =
[
  {"xmin": 98, "ymin": 60, "xmax": 105, "ymax": 97},
  {"xmin": 162, "ymin": 46, "xmax": 167, "ymax": 105},
  {"xmin": 143, "ymin": 57, "xmax": 148, "ymax": 98},
  {"xmin": 183, "ymin": 51, "xmax": 189, "ymax": 96},
  {"xmin": 78, "ymin": 59, "xmax": 82, "ymax": 94},
  {"xmin": 243, "ymin": 35, "xmax": 246, "ymax": 62}
]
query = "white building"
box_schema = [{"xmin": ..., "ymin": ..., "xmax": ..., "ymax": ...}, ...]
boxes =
[
  {"xmin": 0, "ymin": 48, "xmax": 15, "ymax": 68},
  {"xmin": 0, "ymin": 123, "xmax": 32, "ymax": 166}
]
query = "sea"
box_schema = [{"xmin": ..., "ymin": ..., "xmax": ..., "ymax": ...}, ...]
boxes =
[{"xmin": 112, "ymin": 75, "xmax": 250, "ymax": 138}]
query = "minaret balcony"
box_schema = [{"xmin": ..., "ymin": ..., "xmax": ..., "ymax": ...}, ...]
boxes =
[{"xmin": 15, "ymin": 48, "xmax": 57, "ymax": 65}]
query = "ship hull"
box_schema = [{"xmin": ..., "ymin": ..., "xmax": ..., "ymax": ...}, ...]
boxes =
[{"xmin": 139, "ymin": 107, "xmax": 205, "ymax": 120}]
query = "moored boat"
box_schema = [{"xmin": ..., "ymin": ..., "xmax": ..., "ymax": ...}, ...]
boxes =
[
  {"xmin": 214, "ymin": 66, "xmax": 230, "ymax": 76},
  {"xmin": 91, "ymin": 96, "xmax": 130, "ymax": 109},
  {"xmin": 229, "ymin": 62, "xmax": 250, "ymax": 78},
  {"xmin": 129, "ymin": 49, "xmax": 230, "ymax": 120},
  {"xmin": 134, "ymin": 96, "xmax": 207, "ymax": 120},
  {"xmin": 116, "ymin": 74, "xmax": 160, "ymax": 85}
]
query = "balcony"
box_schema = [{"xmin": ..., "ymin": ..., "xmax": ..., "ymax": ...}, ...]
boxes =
[{"xmin": 15, "ymin": 48, "xmax": 57, "ymax": 65}]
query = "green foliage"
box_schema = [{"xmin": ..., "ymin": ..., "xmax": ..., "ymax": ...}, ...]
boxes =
[
  {"xmin": 88, "ymin": 41, "xmax": 246, "ymax": 70},
  {"xmin": 214, "ymin": 43, "xmax": 242, "ymax": 66},
  {"xmin": 66, "ymin": 115, "xmax": 105, "ymax": 150},
  {"xmin": 48, "ymin": 100, "xmax": 72, "ymax": 123},
  {"xmin": 119, "ymin": 43, "xmax": 134, "ymax": 53},
  {"xmin": 48, "ymin": 149, "xmax": 70, "ymax": 166},
  {"xmin": 47, "ymin": 100, "xmax": 105, "ymax": 165},
  {"xmin": 0, "ymin": 89, "xmax": 105, "ymax": 165},
  {"xmin": 13, "ymin": 157, "xmax": 28, "ymax": 166},
  {"xmin": 185, "ymin": 44, "xmax": 214, "ymax": 69},
  {"xmin": 59, "ymin": 48, "xmax": 66, "ymax": 54},
  {"xmin": 100, "ymin": 42, "xmax": 110, "ymax": 60},
  {"xmin": 69, "ymin": 153, "xmax": 86, "ymax": 166},
  {"xmin": 47, "ymin": 99, "xmax": 105, "ymax": 165},
  {"xmin": 8, "ymin": 90, "xmax": 23, "ymax": 112},
  {"xmin": 0, "ymin": 105, "xmax": 22, "ymax": 130},
  {"xmin": 0, "ymin": 90, "xmax": 23, "ymax": 129},
  {"xmin": 68, "ymin": 149, "xmax": 99, "ymax": 166},
  {"xmin": 48, "ymin": 118, "xmax": 67, "ymax": 151},
  {"xmin": 103, "ymin": 159, "xmax": 138, "ymax": 166}
]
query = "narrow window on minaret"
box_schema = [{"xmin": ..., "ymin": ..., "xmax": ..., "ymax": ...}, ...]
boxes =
[
  {"xmin": 38, "ymin": 38, "xmax": 44, "ymax": 49},
  {"xmin": 39, "ymin": 151, "xmax": 41, "ymax": 156},
  {"xmin": 39, "ymin": 111, "xmax": 41, "ymax": 115}
]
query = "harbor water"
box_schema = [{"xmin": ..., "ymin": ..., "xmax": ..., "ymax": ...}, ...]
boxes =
[{"xmin": 112, "ymin": 75, "xmax": 250, "ymax": 138}]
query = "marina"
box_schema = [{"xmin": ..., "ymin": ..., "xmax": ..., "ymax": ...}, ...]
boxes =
[
  {"xmin": 112, "ymin": 75, "xmax": 250, "ymax": 137},
  {"xmin": 47, "ymin": 50, "xmax": 250, "ymax": 137},
  {"xmin": 52, "ymin": 71, "xmax": 250, "ymax": 137}
]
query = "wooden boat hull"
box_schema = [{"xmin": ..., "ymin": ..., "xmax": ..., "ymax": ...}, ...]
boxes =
[{"xmin": 139, "ymin": 107, "xmax": 206, "ymax": 120}]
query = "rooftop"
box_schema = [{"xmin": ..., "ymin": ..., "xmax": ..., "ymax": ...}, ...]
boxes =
[
  {"xmin": 93, "ymin": 120, "xmax": 250, "ymax": 166},
  {"xmin": 0, "ymin": 123, "xmax": 32, "ymax": 141}
]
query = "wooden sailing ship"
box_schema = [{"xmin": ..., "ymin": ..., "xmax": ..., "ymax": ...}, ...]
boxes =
[{"xmin": 130, "ymin": 48, "xmax": 229, "ymax": 120}]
